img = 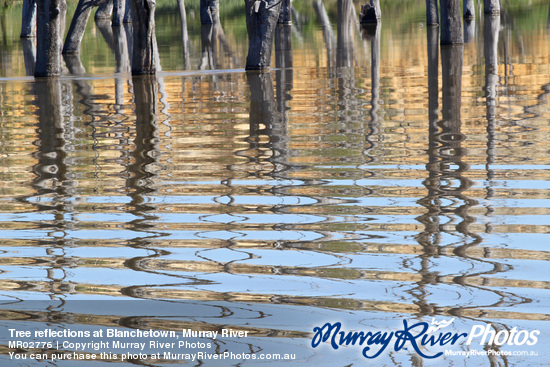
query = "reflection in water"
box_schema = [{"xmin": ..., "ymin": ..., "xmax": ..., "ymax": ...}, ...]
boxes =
[{"xmin": 0, "ymin": 3, "xmax": 549, "ymax": 366}]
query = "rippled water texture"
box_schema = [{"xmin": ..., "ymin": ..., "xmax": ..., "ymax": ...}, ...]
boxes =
[{"xmin": 0, "ymin": 1, "xmax": 549, "ymax": 366}]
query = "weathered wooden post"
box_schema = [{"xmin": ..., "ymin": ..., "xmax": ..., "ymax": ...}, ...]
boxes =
[
  {"xmin": 200, "ymin": 24, "xmax": 215, "ymax": 70},
  {"xmin": 62, "ymin": 0, "xmax": 95, "ymax": 54},
  {"xmin": 484, "ymin": 0, "xmax": 500, "ymax": 14},
  {"xmin": 245, "ymin": 0, "xmax": 282, "ymax": 70},
  {"xmin": 35, "ymin": 0, "xmax": 64, "ymax": 77},
  {"xmin": 464, "ymin": 0, "xmax": 475, "ymax": 19},
  {"xmin": 200, "ymin": 0, "xmax": 219, "ymax": 24},
  {"xmin": 426, "ymin": 0, "xmax": 439, "ymax": 25},
  {"xmin": 20, "ymin": 0, "xmax": 37, "ymax": 38},
  {"xmin": 440, "ymin": 0, "xmax": 463, "ymax": 44},
  {"xmin": 360, "ymin": 0, "xmax": 381, "ymax": 23},
  {"xmin": 130, "ymin": 0, "xmax": 159, "ymax": 75}
]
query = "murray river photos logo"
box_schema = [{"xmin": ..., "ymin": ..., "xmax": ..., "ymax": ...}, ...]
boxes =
[{"xmin": 311, "ymin": 318, "xmax": 540, "ymax": 359}]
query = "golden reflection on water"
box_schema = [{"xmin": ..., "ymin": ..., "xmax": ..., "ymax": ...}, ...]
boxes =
[{"xmin": 0, "ymin": 1, "xmax": 550, "ymax": 365}]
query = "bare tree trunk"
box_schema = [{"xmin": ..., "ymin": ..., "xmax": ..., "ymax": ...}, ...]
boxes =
[
  {"xmin": 178, "ymin": 0, "xmax": 190, "ymax": 69},
  {"xmin": 464, "ymin": 0, "xmax": 475, "ymax": 19},
  {"xmin": 464, "ymin": 18, "xmax": 475, "ymax": 43},
  {"xmin": 200, "ymin": 0, "xmax": 219, "ymax": 24},
  {"xmin": 63, "ymin": 0, "xmax": 95, "ymax": 54},
  {"xmin": 426, "ymin": 0, "xmax": 439, "ymax": 25},
  {"xmin": 361, "ymin": 0, "xmax": 381, "ymax": 23},
  {"xmin": 279, "ymin": 0, "xmax": 292, "ymax": 24},
  {"xmin": 313, "ymin": 0, "xmax": 336, "ymax": 69},
  {"xmin": 113, "ymin": 0, "xmax": 125, "ymax": 26},
  {"xmin": 427, "ymin": 26, "xmax": 438, "ymax": 126},
  {"xmin": 20, "ymin": 0, "xmax": 37, "ymax": 38},
  {"xmin": 95, "ymin": 0, "xmax": 113, "ymax": 20},
  {"xmin": 245, "ymin": 0, "xmax": 282, "ymax": 70},
  {"xmin": 484, "ymin": 0, "xmax": 500, "ymax": 14},
  {"xmin": 21, "ymin": 38, "xmax": 36, "ymax": 75},
  {"xmin": 337, "ymin": 0, "xmax": 354, "ymax": 68},
  {"xmin": 440, "ymin": 0, "xmax": 463, "ymax": 44},
  {"xmin": 484, "ymin": 14, "xmax": 500, "ymax": 122},
  {"xmin": 35, "ymin": 0, "xmax": 63, "ymax": 77},
  {"xmin": 130, "ymin": 0, "xmax": 158, "ymax": 75}
]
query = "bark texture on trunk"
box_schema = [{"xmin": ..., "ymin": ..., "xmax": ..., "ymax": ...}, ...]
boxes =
[
  {"xmin": 130, "ymin": 0, "xmax": 159, "ymax": 75},
  {"xmin": 426, "ymin": 0, "xmax": 439, "ymax": 25},
  {"xmin": 245, "ymin": 0, "xmax": 282, "ymax": 70},
  {"xmin": 440, "ymin": 0, "xmax": 463, "ymax": 44},
  {"xmin": 35, "ymin": 0, "xmax": 63, "ymax": 77}
]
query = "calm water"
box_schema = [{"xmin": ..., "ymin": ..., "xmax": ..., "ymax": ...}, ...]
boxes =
[{"xmin": 0, "ymin": 1, "xmax": 549, "ymax": 366}]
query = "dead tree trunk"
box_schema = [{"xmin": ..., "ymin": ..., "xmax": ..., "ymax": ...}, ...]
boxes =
[
  {"xmin": 35, "ymin": 0, "xmax": 63, "ymax": 77},
  {"xmin": 484, "ymin": 0, "xmax": 500, "ymax": 14},
  {"xmin": 113, "ymin": 0, "xmax": 125, "ymax": 26},
  {"xmin": 200, "ymin": 0, "xmax": 219, "ymax": 24},
  {"xmin": 63, "ymin": 0, "xmax": 95, "ymax": 54},
  {"xmin": 440, "ymin": 0, "xmax": 463, "ymax": 44},
  {"xmin": 426, "ymin": 0, "xmax": 439, "ymax": 25},
  {"xmin": 178, "ymin": 0, "xmax": 190, "ymax": 69},
  {"xmin": 245, "ymin": 0, "xmax": 282, "ymax": 70},
  {"xmin": 95, "ymin": 0, "xmax": 113, "ymax": 20},
  {"xmin": 278, "ymin": 0, "xmax": 292, "ymax": 24},
  {"xmin": 484, "ymin": 14, "xmax": 500, "ymax": 122},
  {"xmin": 20, "ymin": 0, "xmax": 37, "ymax": 38},
  {"xmin": 464, "ymin": 0, "xmax": 475, "ymax": 19},
  {"xmin": 360, "ymin": 0, "xmax": 381, "ymax": 24},
  {"xmin": 130, "ymin": 0, "xmax": 158, "ymax": 75}
]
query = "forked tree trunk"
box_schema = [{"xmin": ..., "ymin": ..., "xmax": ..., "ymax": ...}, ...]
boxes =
[
  {"xmin": 35, "ymin": 0, "xmax": 63, "ymax": 77},
  {"xmin": 130, "ymin": 0, "xmax": 158, "ymax": 75},
  {"xmin": 63, "ymin": 0, "xmax": 95, "ymax": 54},
  {"xmin": 440, "ymin": 0, "xmax": 463, "ymax": 44},
  {"xmin": 20, "ymin": 0, "xmax": 37, "ymax": 38},
  {"xmin": 245, "ymin": 0, "xmax": 282, "ymax": 70}
]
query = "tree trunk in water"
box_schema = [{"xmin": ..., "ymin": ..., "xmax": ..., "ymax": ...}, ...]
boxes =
[
  {"xmin": 278, "ymin": 0, "xmax": 292, "ymax": 24},
  {"xmin": 425, "ymin": 0, "xmax": 439, "ymax": 25},
  {"xmin": 245, "ymin": 0, "xmax": 282, "ymax": 70},
  {"xmin": 484, "ymin": 14, "xmax": 500, "ymax": 122},
  {"xmin": 178, "ymin": 0, "xmax": 190, "ymax": 69},
  {"xmin": 20, "ymin": 0, "xmax": 37, "ymax": 38},
  {"xmin": 35, "ymin": 0, "xmax": 63, "ymax": 77},
  {"xmin": 360, "ymin": 0, "xmax": 381, "ymax": 24},
  {"xmin": 95, "ymin": 0, "xmax": 113, "ymax": 20},
  {"xmin": 130, "ymin": 0, "xmax": 158, "ymax": 75},
  {"xmin": 21, "ymin": 38, "xmax": 36, "ymax": 76},
  {"xmin": 63, "ymin": 0, "xmax": 95, "ymax": 54},
  {"xmin": 440, "ymin": 0, "xmax": 463, "ymax": 44},
  {"xmin": 464, "ymin": 0, "xmax": 475, "ymax": 19},
  {"xmin": 427, "ymin": 26, "xmax": 438, "ymax": 126},
  {"xmin": 484, "ymin": 0, "xmax": 500, "ymax": 14},
  {"xmin": 200, "ymin": 0, "xmax": 219, "ymax": 24},
  {"xmin": 337, "ymin": 0, "xmax": 354, "ymax": 68},
  {"xmin": 113, "ymin": 0, "xmax": 125, "ymax": 26}
]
